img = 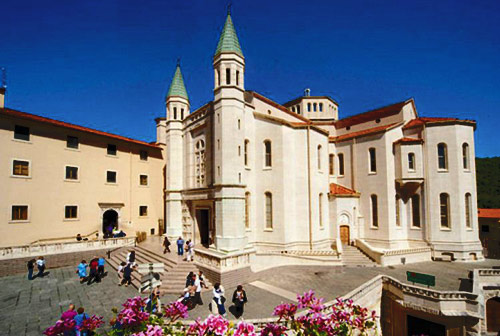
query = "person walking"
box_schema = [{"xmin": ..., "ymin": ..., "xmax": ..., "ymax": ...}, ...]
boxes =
[
  {"xmin": 162, "ymin": 236, "xmax": 171, "ymax": 254},
  {"xmin": 198, "ymin": 271, "xmax": 208, "ymax": 289},
  {"xmin": 177, "ymin": 237, "xmax": 184, "ymax": 256},
  {"xmin": 212, "ymin": 283, "xmax": 226, "ymax": 317},
  {"xmin": 77, "ymin": 260, "xmax": 88, "ymax": 284},
  {"xmin": 186, "ymin": 240, "xmax": 194, "ymax": 262},
  {"xmin": 193, "ymin": 273, "xmax": 203, "ymax": 305},
  {"xmin": 126, "ymin": 251, "xmax": 136, "ymax": 265},
  {"xmin": 61, "ymin": 304, "xmax": 77, "ymax": 320},
  {"xmin": 36, "ymin": 256, "xmax": 46, "ymax": 278},
  {"xmin": 117, "ymin": 262, "xmax": 126, "ymax": 285},
  {"xmin": 185, "ymin": 271, "xmax": 194, "ymax": 287},
  {"xmin": 27, "ymin": 258, "xmax": 36, "ymax": 280},
  {"xmin": 97, "ymin": 256, "xmax": 105, "ymax": 278},
  {"xmin": 87, "ymin": 257, "xmax": 99, "ymax": 285},
  {"xmin": 73, "ymin": 307, "xmax": 90, "ymax": 336},
  {"xmin": 119, "ymin": 263, "xmax": 135, "ymax": 287},
  {"xmin": 232, "ymin": 285, "xmax": 248, "ymax": 318}
]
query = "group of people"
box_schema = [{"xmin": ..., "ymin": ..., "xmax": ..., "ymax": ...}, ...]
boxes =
[
  {"xmin": 27, "ymin": 256, "xmax": 46, "ymax": 280},
  {"xmin": 58, "ymin": 304, "xmax": 94, "ymax": 336},
  {"xmin": 76, "ymin": 256, "xmax": 106, "ymax": 285},
  {"xmin": 180, "ymin": 270, "xmax": 248, "ymax": 318},
  {"xmin": 117, "ymin": 250, "xmax": 137, "ymax": 287},
  {"xmin": 171, "ymin": 237, "xmax": 194, "ymax": 261}
]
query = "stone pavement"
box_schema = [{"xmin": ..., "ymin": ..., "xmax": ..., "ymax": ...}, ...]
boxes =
[{"xmin": 1, "ymin": 259, "xmax": 499, "ymax": 335}]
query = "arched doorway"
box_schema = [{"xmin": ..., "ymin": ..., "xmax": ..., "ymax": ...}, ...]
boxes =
[
  {"xmin": 486, "ymin": 297, "xmax": 500, "ymax": 332},
  {"xmin": 340, "ymin": 225, "xmax": 350, "ymax": 245},
  {"xmin": 102, "ymin": 209, "xmax": 118, "ymax": 234}
]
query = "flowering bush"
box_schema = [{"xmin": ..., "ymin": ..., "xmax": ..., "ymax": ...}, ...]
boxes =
[{"xmin": 43, "ymin": 290, "xmax": 378, "ymax": 335}]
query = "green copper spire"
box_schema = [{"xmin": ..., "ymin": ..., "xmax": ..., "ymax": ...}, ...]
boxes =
[
  {"xmin": 166, "ymin": 61, "xmax": 189, "ymax": 101},
  {"xmin": 214, "ymin": 10, "xmax": 243, "ymax": 57}
]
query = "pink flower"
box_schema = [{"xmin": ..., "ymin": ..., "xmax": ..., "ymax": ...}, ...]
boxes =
[
  {"xmin": 132, "ymin": 324, "xmax": 164, "ymax": 336},
  {"xmin": 233, "ymin": 321, "xmax": 256, "ymax": 336},
  {"xmin": 205, "ymin": 314, "xmax": 229, "ymax": 335},
  {"xmin": 260, "ymin": 323, "xmax": 287, "ymax": 336},
  {"xmin": 188, "ymin": 318, "xmax": 208, "ymax": 336},
  {"xmin": 164, "ymin": 301, "xmax": 189, "ymax": 321},
  {"xmin": 297, "ymin": 290, "xmax": 325, "ymax": 311},
  {"xmin": 272, "ymin": 302, "xmax": 298, "ymax": 321},
  {"xmin": 78, "ymin": 315, "xmax": 104, "ymax": 331}
]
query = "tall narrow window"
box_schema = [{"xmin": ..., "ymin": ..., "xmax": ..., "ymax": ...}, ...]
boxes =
[
  {"xmin": 369, "ymin": 148, "xmax": 376, "ymax": 173},
  {"xmin": 319, "ymin": 193, "xmax": 323, "ymax": 228},
  {"xmin": 338, "ymin": 153, "xmax": 345, "ymax": 176},
  {"xmin": 440, "ymin": 193, "xmax": 450, "ymax": 228},
  {"xmin": 181, "ymin": 108, "xmax": 184, "ymax": 120},
  {"xmin": 411, "ymin": 195, "xmax": 420, "ymax": 227},
  {"xmin": 329, "ymin": 154, "xmax": 335, "ymax": 175},
  {"xmin": 395, "ymin": 195, "xmax": 401, "ymax": 226},
  {"xmin": 264, "ymin": 140, "xmax": 272, "ymax": 167},
  {"xmin": 437, "ymin": 143, "xmax": 448, "ymax": 170},
  {"xmin": 319, "ymin": 103, "xmax": 323, "ymax": 112},
  {"xmin": 217, "ymin": 69, "xmax": 220, "ymax": 86},
  {"xmin": 265, "ymin": 192, "xmax": 273, "ymax": 229},
  {"xmin": 313, "ymin": 103, "xmax": 317, "ymax": 112},
  {"xmin": 307, "ymin": 103, "xmax": 311, "ymax": 112},
  {"xmin": 244, "ymin": 139, "xmax": 249, "ymax": 166},
  {"xmin": 297, "ymin": 105, "xmax": 300, "ymax": 114},
  {"xmin": 292, "ymin": 107, "xmax": 295, "ymax": 112},
  {"xmin": 465, "ymin": 193, "xmax": 472, "ymax": 228},
  {"xmin": 317, "ymin": 145, "xmax": 322, "ymax": 170},
  {"xmin": 408, "ymin": 153, "xmax": 415, "ymax": 171},
  {"xmin": 371, "ymin": 194, "xmax": 378, "ymax": 227},
  {"xmin": 236, "ymin": 70, "xmax": 240, "ymax": 86},
  {"xmin": 226, "ymin": 68, "xmax": 231, "ymax": 85},
  {"xmin": 462, "ymin": 143, "xmax": 470, "ymax": 170},
  {"xmin": 140, "ymin": 174, "xmax": 148, "ymax": 186},
  {"xmin": 195, "ymin": 140, "xmax": 206, "ymax": 187},
  {"xmin": 11, "ymin": 205, "xmax": 28, "ymax": 221},
  {"xmin": 173, "ymin": 107, "xmax": 177, "ymax": 120},
  {"xmin": 245, "ymin": 192, "xmax": 251, "ymax": 229},
  {"xmin": 238, "ymin": 119, "xmax": 241, "ymax": 130}
]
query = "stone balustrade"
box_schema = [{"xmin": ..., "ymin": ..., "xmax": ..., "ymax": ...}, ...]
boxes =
[
  {"xmin": 0, "ymin": 236, "xmax": 136, "ymax": 260},
  {"xmin": 355, "ymin": 239, "xmax": 431, "ymax": 266}
]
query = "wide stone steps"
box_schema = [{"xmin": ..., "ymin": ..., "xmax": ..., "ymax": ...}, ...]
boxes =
[
  {"xmin": 341, "ymin": 246, "xmax": 378, "ymax": 267},
  {"xmin": 108, "ymin": 245, "xmax": 212, "ymax": 294}
]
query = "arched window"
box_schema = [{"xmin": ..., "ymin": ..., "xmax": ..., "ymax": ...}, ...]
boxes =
[
  {"xmin": 440, "ymin": 193, "xmax": 450, "ymax": 228},
  {"xmin": 411, "ymin": 194, "xmax": 420, "ymax": 227},
  {"xmin": 226, "ymin": 68, "xmax": 231, "ymax": 85},
  {"xmin": 244, "ymin": 139, "xmax": 249, "ymax": 166},
  {"xmin": 437, "ymin": 143, "xmax": 448, "ymax": 170},
  {"xmin": 408, "ymin": 153, "xmax": 415, "ymax": 171},
  {"xmin": 292, "ymin": 106, "xmax": 295, "ymax": 112},
  {"xmin": 462, "ymin": 143, "xmax": 470, "ymax": 170},
  {"xmin": 369, "ymin": 148, "xmax": 376, "ymax": 173},
  {"xmin": 395, "ymin": 195, "xmax": 401, "ymax": 226},
  {"xmin": 319, "ymin": 103, "xmax": 323, "ymax": 112},
  {"xmin": 338, "ymin": 153, "xmax": 345, "ymax": 176},
  {"xmin": 296, "ymin": 105, "xmax": 301, "ymax": 114},
  {"xmin": 264, "ymin": 140, "xmax": 272, "ymax": 167},
  {"xmin": 173, "ymin": 107, "xmax": 177, "ymax": 120},
  {"xmin": 319, "ymin": 193, "xmax": 324, "ymax": 228},
  {"xmin": 265, "ymin": 192, "xmax": 273, "ymax": 229},
  {"xmin": 317, "ymin": 145, "xmax": 322, "ymax": 170},
  {"xmin": 371, "ymin": 194, "xmax": 378, "ymax": 228},
  {"xmin": 465, "ymin": 193, "xmax": 472, "ymax": 228},
  {"xmin": 195, "ymin": 140, "xmax": 206, "ymax": 187},
  {"xmin": 245, "ymin": 192, "xmax": 251, "ymax": 229},
  {"xmin": 307, "ymin": 103, "xmax": 311, "ymax": 112},
  {"xmin": 313, "ymin": 103, "xmax": 317, "ymax": 112},
  {"xmin": 329, "ymin": 154, "xmax": 335, "ymax": 175}
]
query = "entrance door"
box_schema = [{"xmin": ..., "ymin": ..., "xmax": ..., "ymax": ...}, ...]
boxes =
[
  {"xmin": 103, "ymin": 209, "xmax": 118, "ymax": 234},
  {"xmin": 340, "ymin": 225, "xmax": 350, "ymax": 245},
  {"xmin": 196, "ymin": 209, "xmax": 210, "ymax": 247},
  {"xmin": 487, "ymin": 297, "xmax": 500, "ymax": 332},
  {"xmin": 407, "ymin": 315, "xmax": 445, "ymax": 336}
]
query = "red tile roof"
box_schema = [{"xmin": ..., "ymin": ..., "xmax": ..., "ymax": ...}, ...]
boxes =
[
  {"xmin": 478, "ymin": 208, "xmax": 500, "ymax": 219},
  {"xmin": 1, "ymin": 108, "xmax": 160, "ymax": 149},
  {"xmin": 330, "ymin": 123, "xmax": 397, "ymax": 143},
  {"xmin": 393, "ymin": 137, "xmax": 423, "ymax": 145},
  {"xmin": 329, "ymin": 183, "xmax": 358, "ymax": 195},
  {"xmin": 403, "ymin": 117, "xmax": 476, "ymax": 130},
  {"xmin": 335, "ymin": 100, "xmax": 410, "ymax": 129}
]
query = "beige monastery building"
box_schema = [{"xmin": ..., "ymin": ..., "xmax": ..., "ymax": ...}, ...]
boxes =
[{"xmin": 0, "ymin": 12, "xmax": 484, "ymax": 278}]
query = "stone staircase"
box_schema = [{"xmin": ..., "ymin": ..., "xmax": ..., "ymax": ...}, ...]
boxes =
[
  {"xmin": 341, "ymin": 245, "xmax": 378, "ymax": 267},
  {"xmin": 107, "ymin": 245, "xmax": 212, "ymax": 294}
]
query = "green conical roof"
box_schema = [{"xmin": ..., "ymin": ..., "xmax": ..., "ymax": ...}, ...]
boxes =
[
  {"xmin": 215, "ymin": 13, "xmax": 243, "ymax": 57},
  {"xmin": 166, "ymin": 64, "xmax": 189, "ymax": 101}
]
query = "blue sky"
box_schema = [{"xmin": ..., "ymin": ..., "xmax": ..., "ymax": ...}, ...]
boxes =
[{"xmin": 2, "ymin": 0, "xmax": 499, "ymax": 157}]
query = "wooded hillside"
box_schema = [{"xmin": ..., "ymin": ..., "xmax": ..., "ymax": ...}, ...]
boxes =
[{"xmin": 476, "ymin": 157, "xmax": 500, "ymax": 209}]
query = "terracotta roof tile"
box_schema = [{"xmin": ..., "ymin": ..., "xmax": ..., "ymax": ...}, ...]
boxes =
[
  {"xmin": 329, "ymin": 183, "xmax": 358, "ymax": 195},
  {"xmin": 393, "ymin": 137, "xmax": 423, "ymax": 145},
  {"xmin": 0, "ymin": 108, "xmax": 160, "ymax": 149},
  {"xmin": 478, "ymin": 208, "xmax": 500, "ymax": 219},
  {"xmin": 330, "ymin": 123, "xmax": 397, "ymax": 143},
  {"xmin": 335, "ymin": 100, "xmax": 410, "ymax": 129},
  {"xmin": 403, "ymin": 117, "xmax": 476, "ymax": 130}
]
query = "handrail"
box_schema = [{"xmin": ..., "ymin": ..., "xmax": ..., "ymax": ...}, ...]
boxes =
[{"xmin": 30, "ymin": 230, "xmax": 99, "ymax": 245}]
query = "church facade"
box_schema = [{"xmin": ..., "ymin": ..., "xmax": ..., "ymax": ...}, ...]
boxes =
[{"xmin": 0, "ymin": 12, "xmax": 483, "ymax": 278}]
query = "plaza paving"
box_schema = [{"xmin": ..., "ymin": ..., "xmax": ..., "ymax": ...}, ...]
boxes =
[{"xmin": 0, "ymin": 259, "xmax": 499, "ymax": 335}]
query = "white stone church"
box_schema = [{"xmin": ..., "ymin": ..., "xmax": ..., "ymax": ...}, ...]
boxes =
[{"xmin": 156, "ymin": 11, "xmax": 483, "ymax": 279}]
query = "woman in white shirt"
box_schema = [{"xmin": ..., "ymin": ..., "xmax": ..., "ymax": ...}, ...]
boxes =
[{"xmin": 212, "ymin": 282, "xmax": 226, "ymax": 317}]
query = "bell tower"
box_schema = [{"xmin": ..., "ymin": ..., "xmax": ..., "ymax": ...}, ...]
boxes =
[
  {"xmin": 212, "ymin": 8, "xmax": 247, "ymax": 252},
  {"xmin": 165, "ymin": 61, "xmax": 189, "ymax": 238}
]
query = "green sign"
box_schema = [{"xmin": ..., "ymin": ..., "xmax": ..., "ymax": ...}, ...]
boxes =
[{"xmin": 406, "ymin": 271, "xmax": 435, "ymax": 287}]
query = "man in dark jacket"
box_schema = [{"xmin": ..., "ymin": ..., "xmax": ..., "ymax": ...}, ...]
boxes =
[
  {"xmin": 119, "ymin": 264, "xmax": 135, "ymax": 287},
  {"xmin": 232, "ymin": 285, "xmax": 248, "ymax": 318},
  {"xmin": 87, "ymin": 257, "xmax": 100, "ymax": 285},
  {"xmin": 27, "ymin": 259, "xmax": 35, "ymax": 280}
]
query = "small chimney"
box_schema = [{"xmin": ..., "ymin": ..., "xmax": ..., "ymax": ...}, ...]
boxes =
[
  {"xmin": 0, "ymin": 87, "xmax": 5, "ymax": 109},
  {"xmin": 304, "ymin": 88, "xmax": 311, "ymax": 97},
  {"xmin": 0, "ymin": 67, "xmax": 6, "ymax": 108}
]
